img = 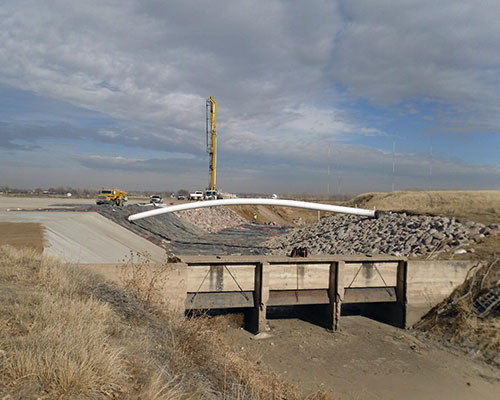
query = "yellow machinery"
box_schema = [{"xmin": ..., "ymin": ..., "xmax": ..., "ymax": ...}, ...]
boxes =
[
  {"xmin": 206, "ymin": 96, "xmax": 218, "ymax": 199},
  {"xmin": 96, "ymin": 188, "xmax": 128, "ymax": 206}
]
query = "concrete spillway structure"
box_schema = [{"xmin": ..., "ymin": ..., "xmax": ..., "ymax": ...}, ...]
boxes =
[
  {"xmin": 103, "ymin": 254, "xmax": 473, "ymax": 333},
  {"xmin": 181, "ymin": 254, "xmax": 406, "ymax": 332}
]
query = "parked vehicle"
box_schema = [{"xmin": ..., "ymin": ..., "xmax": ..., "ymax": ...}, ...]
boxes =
[
  {"xmin": 188, "ymin": 190, "xmax": 204, "ymax": 201},
  {"xmin": 150, "ymin": 195, "xmax": 163, "ymax": 204}
]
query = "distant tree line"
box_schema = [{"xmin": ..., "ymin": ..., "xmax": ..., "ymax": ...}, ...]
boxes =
[
  {"xmin": 0, "ymin": 186, "xmax": 190, "ymax": 199},
  {"xmin": 0, "ymin": 186, "xmax": 99, "ymax": 197}
]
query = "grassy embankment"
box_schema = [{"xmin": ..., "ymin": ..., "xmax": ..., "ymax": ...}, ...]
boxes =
[
  {"xmin": 0, "ymin": 246, "xmax": 332, "ymax": 399},
  {"xmin": 346, "ymin": 190, "xmax": 500, "ymax": 225}
]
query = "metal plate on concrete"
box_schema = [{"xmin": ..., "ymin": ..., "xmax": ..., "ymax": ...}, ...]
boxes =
[
  {"xmin": 344, "ymin": 287, "xmax": 397, "ymax": 303},
  {"xmin": 269, "ymin": 263, "xmax": 331, "ymax": 290},
  {"xmin": 268, "ymin": 289, "xmax": 330, "ymax": 306},
  {"xmin": 185, "ymin": 291, "xmax": 254, "ymax": 309},
  {"xmin": 344, "ymin": 262, "xmax": 398, "ymax": 288}
]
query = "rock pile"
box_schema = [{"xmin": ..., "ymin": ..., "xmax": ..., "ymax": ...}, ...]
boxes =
[
  {"xmin": 175, "ymin": 207, "xmax": 248, "ymax": 233},
  {"xmin": 264, "ymin": 212, "xmax": 499, "ymax": 257}
]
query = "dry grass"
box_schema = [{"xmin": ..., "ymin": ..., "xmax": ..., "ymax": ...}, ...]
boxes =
[
  {"xmin": 415, "ymin": 259, "xmax": 500, "ymax": 366},
  {"xmin": 0, "ymin": 246, "xmax": 125, "ymax": 399},
  {"xmin": 0, "ymin": 246, "xmax": 334, "ymax": 399},
  {"xmin": 231, "ymin": 190, "xmax": 500, "ymax": 226},
  {"xmin": 346, "ymin": 190, "xmax": 500, "ymax": 225}
]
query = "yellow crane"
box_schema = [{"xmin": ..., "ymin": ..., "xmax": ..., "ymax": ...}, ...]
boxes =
[{"xmin": 205, "ymin": 96, "xmax": 218, "ymax": 199}]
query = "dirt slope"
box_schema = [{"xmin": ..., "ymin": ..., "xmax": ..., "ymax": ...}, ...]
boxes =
[
  {"xmin": 346, "ymin": 190, "xmax": 500, "ymax": 225},
  {"xmin": 229, "ymin": 204, "xmax": 335, "ymax": 225},
  {"xmin": 0, "ymin": 222, "xmax": 44, "ymax": 253},
  {"xmin": 230, "ymin": 191, "xmax": 500, "ymax": 226},
  {"xmin": 220, "ymin": 316, "xmax": 500, "ymax": 400}
]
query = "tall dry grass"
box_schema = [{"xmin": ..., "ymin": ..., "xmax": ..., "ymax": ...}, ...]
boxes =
[
  {"xmin": 0, "ymin": 246, "xmax": 184, "ymax": 399},
  {"xmin": 1, "ymin": 246, "xmax": 334, "ymax": 399},
  {"xmin": 0, "ymin": 246, "xmax": 124, "ymax": 398}
]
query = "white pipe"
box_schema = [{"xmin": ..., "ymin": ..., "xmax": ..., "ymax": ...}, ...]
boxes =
[{"xmin": 128, "ymin": 198, "xmax": 377, "ymax": 221}]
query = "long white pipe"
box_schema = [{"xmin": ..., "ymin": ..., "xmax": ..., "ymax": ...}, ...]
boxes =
[{"xmin": 128, "ymin": 198, "xmax": 377, "ymax": 221}]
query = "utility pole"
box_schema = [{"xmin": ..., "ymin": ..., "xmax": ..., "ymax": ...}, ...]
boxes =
[
  {"xmin": 327, "ymin": 146, "xmax": 331, "ymax": 196},
  {"xmin": 429, "ymin": 145, "xmax": 433, "ymax": 190},
  {"xmin": 392, "ymin": 140, "xmax": 396, "ymax": 192}
]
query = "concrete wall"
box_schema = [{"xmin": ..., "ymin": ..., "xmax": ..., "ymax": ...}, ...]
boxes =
[{"xmin": 406, "ymin": 260, "xmax": 475, "ymax": 326}]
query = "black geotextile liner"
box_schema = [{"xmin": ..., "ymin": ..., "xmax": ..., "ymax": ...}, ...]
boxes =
[
  {"xmin": 35, "ymin": 204, "xmax": 288, "ymax": 256},
  {"xmin": 98, "ymin": 204, "xmax": 289, "ymax": 255}
]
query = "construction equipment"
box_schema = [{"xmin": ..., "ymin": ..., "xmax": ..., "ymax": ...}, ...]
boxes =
[
  {"xmin": 206, "ymin": 96, "xmax": 218, "ymax": 199},
  {"xmin": 96, "ymin": 188, "xmax": 127, "ymax": 206}
]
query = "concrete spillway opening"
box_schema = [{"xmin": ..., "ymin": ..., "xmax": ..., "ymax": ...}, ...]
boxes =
[
  {"xmin": 84, "ymin": 253, "xmax": 475, "ymax": 334},
  {"xmin": 174, "ymin": 255, "xmax": 476, "ymax": 334},
  {"xmin": 341, "ymin": 302, "xmax": 405, "ymax": 328}
]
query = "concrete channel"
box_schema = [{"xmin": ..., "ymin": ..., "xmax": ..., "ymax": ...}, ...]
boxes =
[{"xmin": 0, "ymin": 211, "xmax": 167, "ymax": 263}]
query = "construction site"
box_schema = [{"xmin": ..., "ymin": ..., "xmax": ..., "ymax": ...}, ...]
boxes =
[{"xmin": 1, "ymin": 99, "xmax": 500, "ymax": 400}]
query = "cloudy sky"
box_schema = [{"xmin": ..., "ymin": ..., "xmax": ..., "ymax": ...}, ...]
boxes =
[{"xmin": 1, "ymin": 0, "xmax": 499, "ymax": 194}]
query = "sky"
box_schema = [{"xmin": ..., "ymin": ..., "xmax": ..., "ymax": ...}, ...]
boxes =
[{"xmin": 0, "ymin": 0, "xmax": 499, "ymax": 194}]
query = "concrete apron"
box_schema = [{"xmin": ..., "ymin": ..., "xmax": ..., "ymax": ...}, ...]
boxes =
[{"xmin": 88, "ymin": 255, "xmax": 475, "ymax": 332}]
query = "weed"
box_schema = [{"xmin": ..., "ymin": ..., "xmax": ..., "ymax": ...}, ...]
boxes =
[{"xmin": 120, "ymin": 250, "xmax": 173, "ymax": 308}]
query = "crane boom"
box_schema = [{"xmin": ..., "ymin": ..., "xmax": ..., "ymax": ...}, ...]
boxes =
[{"xmin": 206, "ymin": 96, "xmax": 217, "ymax": 192}]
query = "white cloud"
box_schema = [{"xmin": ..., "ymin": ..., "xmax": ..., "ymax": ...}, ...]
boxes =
[
  {"xmin": 331, "ymin": 0, "xmax": 500, "ymax": 131},
  {"xmin": 0, "ymin": 0, "xmax": 498, "ymax": 191}
]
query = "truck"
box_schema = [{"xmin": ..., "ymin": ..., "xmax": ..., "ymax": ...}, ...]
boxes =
[
  {"xmin": 188, "ymin": 190, "xmax": 204, "ymax": 201},
  {"xmin": 204, "ymin": 189, "xmax": 222, "ymax": 200},
  {"xmin": 96, "ymin": 188, "xmax": 128, "ymax": 206}
]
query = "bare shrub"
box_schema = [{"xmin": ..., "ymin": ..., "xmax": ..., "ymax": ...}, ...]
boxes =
[
  {"xmin": 120, "ymin": 251, "xmax": 173, "ymax": 308},
  {"xmin": 158, "ymin": 312, "xmax": 302, "ymax": 400}
]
